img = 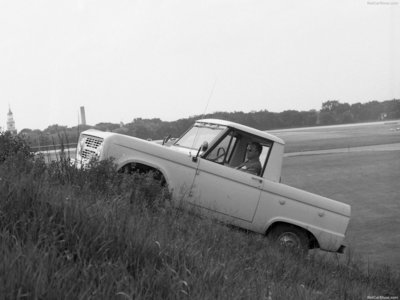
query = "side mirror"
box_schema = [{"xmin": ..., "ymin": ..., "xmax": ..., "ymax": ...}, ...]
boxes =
[
  {"xmin": 162, "ymin": 135, "xmax": 171, "ymax": 145},
  {"xmin": 201, "ymin": 141, "xmax": 208, "ymax": 152},
  {"xmin": 192, "ymin": 141, "xmax": 209, "ymax": 162}
]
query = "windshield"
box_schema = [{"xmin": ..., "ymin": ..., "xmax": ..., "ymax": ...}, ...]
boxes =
[{"xmin": 174, "ymin": 123, "xmax": 226, "ymax": 150}]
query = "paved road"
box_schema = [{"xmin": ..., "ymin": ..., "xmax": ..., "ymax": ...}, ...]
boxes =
[
  {"xmin": 36, "ymin": 148, "xmax": 76, "ymax": 162},
  {"xmin": 284, "ymin": 142, "xmax": 400, "ymax": 157},
  {"xmin": 270, "ymin": 120, "xmax": 400, "ymax": 133}
]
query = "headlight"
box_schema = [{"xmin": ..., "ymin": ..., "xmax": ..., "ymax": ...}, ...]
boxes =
[
  {"xmin": 94, "ymin": 144, "xmax": 103, "ymax": 157},
  {"xmin": 77, "ymin": 137, "xmax": 86, "ymax": 158}
]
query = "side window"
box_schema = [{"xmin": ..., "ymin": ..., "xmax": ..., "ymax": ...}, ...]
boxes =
[
  {"xmin": 205, "ymin": 132, "xmax": 237, "ymax": 164},
  {"xmin": 259, "ymin": 144, "xmax": 271, "ymax": 168}
]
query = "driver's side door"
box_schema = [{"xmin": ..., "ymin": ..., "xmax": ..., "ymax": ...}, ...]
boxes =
[{"xmin": 188, "ymin": 132, "xmax": 263, "ymax": 222}]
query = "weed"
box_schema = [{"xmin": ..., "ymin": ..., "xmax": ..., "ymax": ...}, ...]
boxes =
[{"xmin": 0, "ymin": 133, "xmax": 399, "ymax": 299}]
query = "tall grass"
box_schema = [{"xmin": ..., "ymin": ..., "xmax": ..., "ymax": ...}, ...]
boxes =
[{"xmin": 0, "ymin": 144, "xmax": 399, "ymax": 299}]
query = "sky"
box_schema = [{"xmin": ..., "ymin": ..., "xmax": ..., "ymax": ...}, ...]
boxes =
[{"xmin": 1, "ymin": 0, "xmax": 399, "ymax": 131}]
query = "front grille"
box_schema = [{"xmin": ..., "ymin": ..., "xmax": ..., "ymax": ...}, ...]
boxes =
[
  {"xmin": 85, "ymin": 137, "xmax": 103, "ymax": 149},
  {"xmin": 81, "ymin": 149, "xmax": 98, "ymax": 160},
  {"xmin": 80, "ymin": 136, "xmax": 103, "ymax": 160}
]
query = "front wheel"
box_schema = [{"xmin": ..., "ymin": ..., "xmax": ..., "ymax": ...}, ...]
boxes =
[{"xmin": 269, "ymin": 224, "xmax": 309, "ymax": 253}]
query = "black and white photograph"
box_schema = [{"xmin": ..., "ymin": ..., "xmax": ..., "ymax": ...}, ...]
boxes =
[{"xmin": 1, "ymin": 1, "xmax": 399, "ymax": 299}]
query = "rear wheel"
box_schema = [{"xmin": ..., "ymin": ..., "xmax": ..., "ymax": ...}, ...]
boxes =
[{"xmin": 269, "ymin": 224, "xmax": 309, "ymax": 253}]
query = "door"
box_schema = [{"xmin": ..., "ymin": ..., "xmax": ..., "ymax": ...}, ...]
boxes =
[{"xmin": 189, "ymin": 158, "xmax": 263, "ymax": 222}]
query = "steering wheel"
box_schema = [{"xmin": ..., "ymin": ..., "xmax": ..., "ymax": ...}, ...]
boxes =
[{"xmin": 212, "ymin": 147, "xmax": 226, "ymax": 163}]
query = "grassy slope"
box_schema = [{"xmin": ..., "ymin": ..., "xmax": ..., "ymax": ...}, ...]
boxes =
[{"xmin": 1, "ymin": 156, "xmax": 399, "ymax": 299}]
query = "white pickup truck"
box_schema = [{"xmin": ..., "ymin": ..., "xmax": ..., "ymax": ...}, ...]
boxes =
[{"xmin": 74, "ymin": 119, "xmax": 351, "ymax": 253}]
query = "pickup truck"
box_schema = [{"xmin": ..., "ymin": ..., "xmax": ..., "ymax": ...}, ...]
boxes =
[{"xmin": 74, "ymin": 119, "xmax": 351, "ymax": 253}]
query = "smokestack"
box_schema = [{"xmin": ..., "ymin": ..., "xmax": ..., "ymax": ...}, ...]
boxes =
[{"xmin": 80, "ymin": 106, "xmax": 86, "ymax": 125}]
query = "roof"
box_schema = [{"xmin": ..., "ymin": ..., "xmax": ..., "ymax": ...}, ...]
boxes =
[{"xmin": 197, "ymin": 119, "xmax": 285, "ymax": 145}]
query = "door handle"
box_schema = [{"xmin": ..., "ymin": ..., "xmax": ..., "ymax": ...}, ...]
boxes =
[{"xmin": 251, "ymin": 177, "xmax": 263, "ymax": 184}]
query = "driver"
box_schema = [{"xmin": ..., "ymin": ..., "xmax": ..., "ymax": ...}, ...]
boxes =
[{"xmin": 236, "ymin": 142, "xmax": 262, "ymax": 176}]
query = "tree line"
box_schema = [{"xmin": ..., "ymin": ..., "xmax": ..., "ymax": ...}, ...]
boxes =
[{"xmin": 17, "ymin": 99, "xmax": 400, "ymax": 149}]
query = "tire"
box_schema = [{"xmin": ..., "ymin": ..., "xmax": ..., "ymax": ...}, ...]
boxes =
[
  {"xmin": 269, "ymin": 224, "xmax": 309, "ymax": 253},
  {"xmin": 120, "ymin": 163, "xmax": 166, "ymax": 186}
]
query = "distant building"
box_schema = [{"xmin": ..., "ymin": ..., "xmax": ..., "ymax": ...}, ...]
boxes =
[
  {"xmin": 7, "ymin": 106, "xmax": 17, "ymax": 135},
  {"xmin": 315, "ymin": 111, "xmax": 321, "ymax": 125},
  {"xmin": 80, "ymin": 106, "xmax": 86, "ymax": 126}
]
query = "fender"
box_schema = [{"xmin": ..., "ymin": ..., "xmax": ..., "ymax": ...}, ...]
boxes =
[
  {"xmin": 265, "ymin": 217, "xmax": 344, "ymax": 251},
  {"xmin": 117, "ymin": 157, "xmax": 172, "ymax": 188},
  {"xmin": 264, "ymin": 217, "xmax": 315, "ymax": 236}
]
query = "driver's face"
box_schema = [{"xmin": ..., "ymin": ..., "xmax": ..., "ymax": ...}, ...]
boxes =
[{"xmin": 246, "ymin": 145, "xmax": 259, "ymax": 159}]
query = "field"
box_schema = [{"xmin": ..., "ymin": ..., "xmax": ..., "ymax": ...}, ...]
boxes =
[
  {"xmin": 44, "ymin": 121, "xmax": 400, "ymax": 269},
  {"xmin": 2, "ymin": 121, "xmax": 400, "ymax": 299},
  {"xmin": 273, "ymin": 121, "xmax": 400, "ymax": 269},
  {"xmin": 52, "ymin": 121, "xmax": 400, "ymax": 268},
  {"xmin": 271, "ymin": 121, "xmax": 400, "ymax": 153}
]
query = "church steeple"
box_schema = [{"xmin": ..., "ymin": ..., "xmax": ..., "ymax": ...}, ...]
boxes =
[{"xmin": 7, "ymin": 105, "xmax": 17, "ymax": 135}]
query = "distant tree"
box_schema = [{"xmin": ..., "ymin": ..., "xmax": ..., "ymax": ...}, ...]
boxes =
[
  {"xmin": 320, "ymin": 100, "xmax": 352, "ymax": 124},
  {"xmin": 302, "ymin": 110, "xmax": 319, "ymax": 126},
  {"xmin": 319, "ymin": 111, "xmax": 336, "ymax": 125},
  {"xmin": 95, "ymin": 122, "xmax": 120, "ymax": 132},
  {"xmin": 16, "ymin": 99, "xmax": 399, "ymax": 148},
  {"xmin": 363, "ymin": 101, "xmax": 383, "ymax": 120},
  {"xmin": 113, "ymin": 127, "xmax": 129, "ymax": 135},
  {"xmin": 19, "ymin": 128, "xmax": 33, "ymax": 135},
  {"xmin": 44, "ymin": 124, "xmax": 68, "ymax": 134},
  {"xmin": 279, "ymin": 110, "xmax": 311, "ymax": 128},
  {"xmin": 350, "ymin": 102, "xmax": 364, "ymax": 122},
  {"xmin": 321, "ymin": 100, "xmax": 341, "ymax": 113},
  {"xmin": 0, "ymin": 131, "xmax": 32, "ymax": 163},
  {"xmin": 341, "ymin": 110, "xmax": 354, "ymax": 123},
  {"xmin": 384, "ymin": 99, "xmax": 400, "ymax": 119}
]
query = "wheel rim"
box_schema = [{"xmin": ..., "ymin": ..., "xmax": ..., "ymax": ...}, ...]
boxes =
[{"xmin": 277, "ymin": 232, "xmax": 301, "ymax": 248}]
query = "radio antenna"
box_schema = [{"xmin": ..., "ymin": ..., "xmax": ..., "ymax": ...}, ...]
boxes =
[
  {"xmin": 187, "ymin": 78, "xmax": 218, "ymax": 195},
  {"xmin": 200, "ymin": 78, "xmax": 217, "ymax": 119},
  {"xmin": 191, "ymin": 78, "xmax": 218, "ymax": 150}
]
